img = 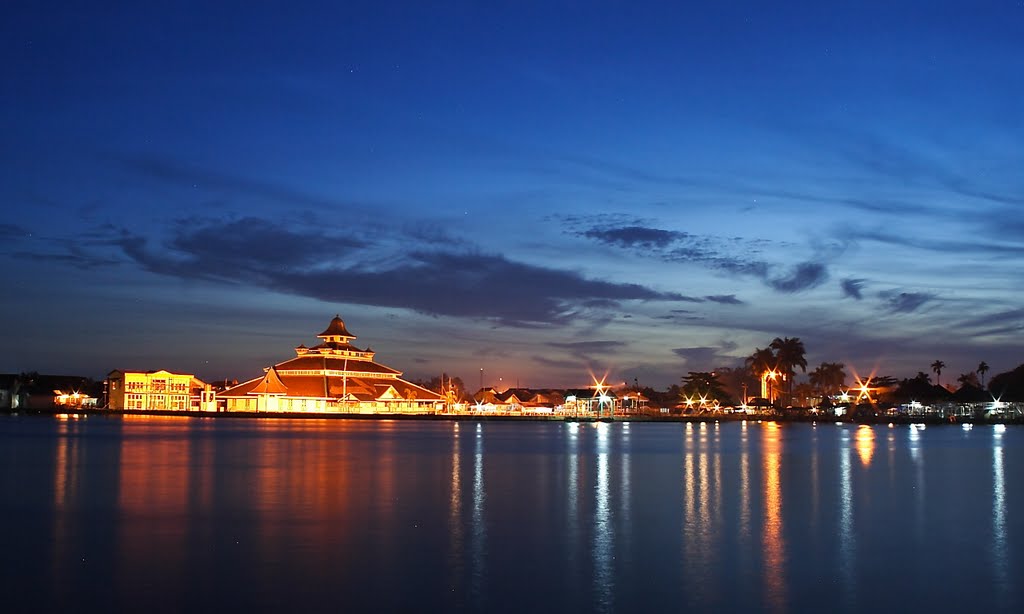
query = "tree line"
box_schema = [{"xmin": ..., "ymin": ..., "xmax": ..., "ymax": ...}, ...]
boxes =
[
  {"xmin": 416, "ymin": 346, "xmax": 1023, "ymax": 410},
  {"xmin": 670, "ymin": 338, "xmax": 1020, "ymax": 409}
]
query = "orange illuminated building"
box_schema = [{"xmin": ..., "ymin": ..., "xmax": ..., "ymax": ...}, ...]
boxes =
[
  {"xmin": 220, "ymin": 315, "xmax": 442, "ymax": 413},
  {"xmin": 106, "ymin": 369, "xmax": 207, "ymax": 410}
]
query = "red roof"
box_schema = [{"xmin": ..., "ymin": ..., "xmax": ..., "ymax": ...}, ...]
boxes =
[
  {"xmin": 275, "ymin": 355, "xmax": 400, "ymax": 375},
  {"xmin": 222, "ymin": 373, "xmax": 441, "ymax": 402}
]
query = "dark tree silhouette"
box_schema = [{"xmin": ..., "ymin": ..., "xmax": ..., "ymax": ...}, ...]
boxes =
[
  {"xmin": 956, "ymin": 372, "xmax": 980, "ymax": 389},
  {"xmin": 988, "ymin": 364, "xmax": 1024, "ymax": 402},
  {"xmin": 809, "ymin": 362, "xmax": 846, "ymax": 398},
  {"xmin": 977, "ymin": 361, "xmax": 990, "ymax": 388},
  {"xmin": 931, "ymin": 360, "xmax": 946, "ymax": 387},
  {"xmin": 680, "ymin": 371, "xmax": 732, "ymax": 406},
  {"xmin": 770, "ymin": 337, "xmax": 808, "ymax": 403},
  {"xmin": 746, "ymin": 347, "xmax": 777, "ymax": 378}
]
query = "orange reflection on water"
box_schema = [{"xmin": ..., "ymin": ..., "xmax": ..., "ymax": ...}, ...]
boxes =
[
  {"xmin": 116, "ymin": 419, "xmax": 193, "ymax": 593},
  {"xmin": 762, "ymin": 421, "xmax": 786, "ymax": 612},
  {"xmin": 855, "ymin": 425, "xmax": 875, "ymax": 467}
]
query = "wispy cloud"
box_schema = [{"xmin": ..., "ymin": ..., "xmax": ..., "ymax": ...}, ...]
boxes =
[
  {"xmin": 671, "ymin": 340, "xmax": 740, "ymax": 370},
  {"xmin": 583, "ymin": 225, "xmax": 685, "ymax": 249},
  {"xmin": 572, "ymin": 218, "xmax": 827, "ymax": 294},
  {"xmin": 705, "ymin": 294, "xmax": 744, "ymax": 305},
  {"xmin": 880, "ymin": 290, "xmax": 934, "ymax": 313},
  {"xmin": 766, "ymin": 262, "xmax": 829, "ymax": 293},
  {"xmin": 547, "ymin": 340, "xmax": 627, "ymax": 357},
  {"xmin": 839, "ymin": 134, "xmax": 1024, "ymax": 207},
  {"xmin": 108, "ymin": 216, "xmax": 690, "ymax": 326},
  {"xmin": 10, "ymin": 249, "xmax": 122, "ymax": 270},
  {"xmin": 841, "ymin": 278, "xmax": 865, "ymax": 299},
  {"xmin": 958, "ymin": 308, "xmax": 1024, "ymax": 331},
  {"xmin": 0, "ymin": 223, "xmax": 28, "ymax": 238}
]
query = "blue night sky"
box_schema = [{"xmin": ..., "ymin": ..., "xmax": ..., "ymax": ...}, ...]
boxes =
[{"xmin": 3, "ymin": 1, "xmax": 1023, "ymax": 388}]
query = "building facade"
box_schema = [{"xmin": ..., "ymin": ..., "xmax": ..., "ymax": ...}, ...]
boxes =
[
  {"xmin": 219, "ymin": 315, "xmax": 442, "ymax": 413},
  {"xmin": 106, "ymin": 370, "xmax": 206, "ymax": 410}
]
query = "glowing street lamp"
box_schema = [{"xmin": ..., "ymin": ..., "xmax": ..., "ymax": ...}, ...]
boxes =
[
  {"xmin": 592, "ymin": 375, "xmax": 613, "ymax": 418},
  {"xmin": 761, "ymin": 369, "xmax": 780, "ymax": 404},
  {"xmin": 855, "ymin": 378, "xmax": 874, "ymax": 403}
]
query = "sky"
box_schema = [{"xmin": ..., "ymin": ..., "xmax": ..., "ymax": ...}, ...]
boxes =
[{"xmin": 2, "ymin": 1, "xmax": 1023, "ymax": 389}]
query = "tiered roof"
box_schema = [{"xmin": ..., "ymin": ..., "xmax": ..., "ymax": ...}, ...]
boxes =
[{"xmin": 221, "ymin": 315, "xmax": 441, "ymax": 404}]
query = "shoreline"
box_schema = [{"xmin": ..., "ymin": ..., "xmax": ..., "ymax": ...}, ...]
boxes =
[{"xmin": 5, "ymin": 407, "xmax": 1023, "ymax": 426}]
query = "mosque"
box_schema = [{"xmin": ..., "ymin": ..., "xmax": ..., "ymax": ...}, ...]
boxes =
[{"xmin": 220, "ymin": 315, "xmax": 442, "ymax": 413}]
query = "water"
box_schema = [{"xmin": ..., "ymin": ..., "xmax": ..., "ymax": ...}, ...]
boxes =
[{"xmin": 0, "ymin": 415, "xmax": 1020, "ymax": 613}]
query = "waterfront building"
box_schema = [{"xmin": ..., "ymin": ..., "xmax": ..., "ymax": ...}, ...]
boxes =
[
  {"xmin": 468, "ymin": 388, "xmax": 566, "ymax": 413},
  {"xmin": 106, "ymin": 370, "xmax": 207, "ymax": 410},
  {"xmin": 1, "ymin": 374, "xmax": 102, "ymax": 409},
  {"xmin": 619, "ymin": 390, "xmax": 649, "ymax": 413},
  {"xmin": 563, "ymin": 388, "xmax": 617, "ymax": 416},
  {"xmin": 219, "ymin": 315, "xmax": 442, "ymax": 413}
]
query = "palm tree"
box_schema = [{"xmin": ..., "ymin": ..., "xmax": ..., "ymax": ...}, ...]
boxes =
[
  {"xmin": 931, "ymin": 360, "xmax": 946, "ymax": 387},
  {"xmin": 809, "ymin": 362, "xmax": 847, "ymax": 399},
  {"xmin": 977, "ymin": 361, "xmax": 990, "ymax": 388},
  {"xmin": 680, "ymin": 372, "xmax": 730, "ymax": 408},
  {"xmin": 957, "ymin": 372, "xmax": 980, "ymax": 389},
  {"xmin": 770, "ymin": 337, "xmax": 808, "ymax": 403},
  {"xmin": 746, "ymin": 347, "xmax": 777, "ymax": 378}
]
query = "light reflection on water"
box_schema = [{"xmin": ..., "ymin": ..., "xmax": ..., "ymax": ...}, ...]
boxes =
[
  {"xmin": 761, "ymin": 422, "xmax": 786, "ymax": 613},
  {"xmin": 838, "ymin": 427, "xmax": 855, "ymax": 610},
  {"xmin": 448, "ymin": 422, "xmax": 463, "ymax": 599},
  {"xmin": 592, "ymin": 422, "xmax": 612, "ymax": 613},
  {"xmin": 993, "ymin": 429, "xmax": 1007, "ymax": 607},
  {"xmin": 855, "ymin": 425, "xmax": 875, "ymax": 468},
  {"xmin": 0, "ymin": 416, "xmax": 1021, "ymax": 613},
  {"xmin": 472, "ymin": 422, "xmax": 486, "ymax": 607}
]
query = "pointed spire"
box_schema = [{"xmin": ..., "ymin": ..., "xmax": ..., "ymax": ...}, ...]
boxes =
[{"xmin": 249, "ymin": 366, "xmax": 289, "ymax": 395}]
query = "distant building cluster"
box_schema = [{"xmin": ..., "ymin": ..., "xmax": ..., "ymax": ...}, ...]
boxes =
[
  {"xmin": 18, "ymin": 315, "xmax": 651, "ymax": 417},
  {"xmin": 8, "ymin": 313, "xmax": 1018, "ymax": 422},
  {"xmin": 0, "ymin": 374, "xmax": 102, "ymax": 410}
]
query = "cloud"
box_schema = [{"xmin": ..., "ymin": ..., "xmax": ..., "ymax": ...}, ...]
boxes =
[
  {"xmin": 168, "ymin": 216, "xmax": 367, "ymax": 272},
  {"xmin": 582, "ymin": 225, "xmax": 685, "ymax": 249},
  {"xmin": 0, "ymin": 223, "xmax": 28, "ymax": 238},
  {"xmin": 839, "ymin": 134, "xmax": 1024, "ymax": 207},
  {"xmin": 111, "ymin": 216, "xmax": 689, "ymax": 326},
  {"xmin": 705, "ymin": 294, "xmax": 744, "ymax": 305},
  {"xmin": 671, "ymin": 341, "xmax": 739, "ymax": 370},
  {"xmin": 841, "ymin": 227, "xmax": 1024, "ymax": 258},
  {"xmin": 528, "ymin": 354, "xmax": 586, "ymax": 370},
  {"xmin": 881, "ymin": 291, "xmax": 934, "ymax": 313},
  {"xmin": 957, "ymin": 308, "xmax": 1024, "ymax": 331},
  {"xmin": 571, "ymin": 218, "xmax": 828, "ymax": 295},
  {"xmin": 10, "ymin": 250, "xmax": 121, "ymax": 270},
  {"xmin": 547, "ymin": 340, "xmax": 626, "ymax": 355},
  {"xmin": 766, "ymin": 262, "xmax": 829, "ymax": 293},
  {"xmin": 841, "ymin": 278, "xmax": 865, "ymax": 299}
]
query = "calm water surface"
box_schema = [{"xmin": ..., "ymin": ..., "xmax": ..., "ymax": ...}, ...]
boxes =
[{"xmin": 0, "ymin": 415, "xmax": 1020, "ymax": 613}]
